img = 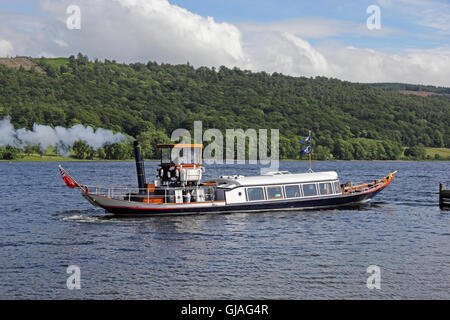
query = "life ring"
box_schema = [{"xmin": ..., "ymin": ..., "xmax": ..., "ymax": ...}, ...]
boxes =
[{"xmin": 169, "ymin": 166, "xmax": 178, "ymax": 179}]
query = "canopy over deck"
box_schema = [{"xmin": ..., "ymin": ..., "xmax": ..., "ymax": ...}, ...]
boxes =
[{"xmin": 205, "ymin": 171, "xmax": 339, "ymax": 187}]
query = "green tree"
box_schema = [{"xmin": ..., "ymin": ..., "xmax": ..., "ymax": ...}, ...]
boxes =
[
  {"xmin": 23, "ymin": 145, "xmax": 42, "ymax": 156},
  {"xmin": 104, "ymin": 142, "xmax": 134, "ymax": 160},
  {"xmin": 404, "ymin": 144, "xmax": 426, "ymax": 160},
  {"xmin": 72, "ymin": 140, "xmax": 94, "ymax": 159},
  {"xmin": 137, "ymin": 129, "xmax": 171, "ymax": 159},
  {"xmin": 314, "ymin": 145, "xmax": 332, "ymax": 160},
  {"xmin": 333, "ymin": 139, "xmax": 354, "ymax": 160},
  {"xmin": 96, "ymin": 147, "xmax": 106, "ymax": 159},
  {"xmin": 433, "ymin": 129, "xmax": 445, "ymax": 148},
  {"xmin": 1, "ymin": 146, "xmax": 22, "ymax": 160}
]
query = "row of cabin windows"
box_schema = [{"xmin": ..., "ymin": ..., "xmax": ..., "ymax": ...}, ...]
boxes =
[{"xmin": 246, "ymin": 181, "xmax": 340, "ymax": 201}]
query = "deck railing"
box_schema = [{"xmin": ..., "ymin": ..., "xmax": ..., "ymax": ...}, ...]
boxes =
[
  {"xmin": 84, "ymin": 185, "xmax": 216, "ymax": 203},
  {"xmin": 343, "ymin": 180, "xmax": 384, "ymax": 194}
]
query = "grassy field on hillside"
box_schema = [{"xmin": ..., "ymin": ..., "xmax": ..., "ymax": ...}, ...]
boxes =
[
  {"xmin": 32, "ymin": 57, "xmax": 69, "ymax": 68},
  {"xmin": 425, "ymin": 148, "xmax": 450, "ymax": 159}
]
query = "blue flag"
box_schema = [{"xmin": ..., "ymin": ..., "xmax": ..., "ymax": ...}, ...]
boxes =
[
  {"xmin": 301, "ymin": 145, "xmax": 311, "ymax": 155},
  {"xmin": 299, "ymin": 133, "xmax": 311, "ymax": 144}
]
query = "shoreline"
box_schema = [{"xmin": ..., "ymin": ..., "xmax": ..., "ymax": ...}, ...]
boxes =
[{"xmin": 1, "ymin": 157, "xmax": 448, "ymax": 163}]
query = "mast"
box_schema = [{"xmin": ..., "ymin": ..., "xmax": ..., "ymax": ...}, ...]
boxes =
[
  {"xmin": 309, "ymin": 148, "xmax": 312, "ymax": 172},
  {"xmin": 307, "ymin": 130, "xmax": 313, "ymax": 173},
  {"xmin": 299, "ymin": 130, "xmax": 313, "ymax": 173}
]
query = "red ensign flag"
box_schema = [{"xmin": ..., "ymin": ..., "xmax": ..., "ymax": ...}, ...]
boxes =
[{"xmin": 59, "ymin": 168, "xmax": 77, "ymax": 188}]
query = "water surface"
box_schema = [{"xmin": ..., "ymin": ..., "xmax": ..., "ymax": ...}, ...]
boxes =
[{"xmin": 0, "ymin": 161, "xmax": 449, "ymax": 299}]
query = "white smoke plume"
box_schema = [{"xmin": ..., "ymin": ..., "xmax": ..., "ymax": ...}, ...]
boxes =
[{"xmin": 0, "ymin": 117, "xmax": 127, "ymax": 154}]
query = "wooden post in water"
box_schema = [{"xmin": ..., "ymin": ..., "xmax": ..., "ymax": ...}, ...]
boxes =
[{"xmin": 440, "ymin": 183, "xmax": 450, "ymax": 209}]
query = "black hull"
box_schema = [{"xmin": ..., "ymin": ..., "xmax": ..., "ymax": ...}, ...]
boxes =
[{"xmin": 102, "ymin": 187, "xmax": 385, "ymax": 217}]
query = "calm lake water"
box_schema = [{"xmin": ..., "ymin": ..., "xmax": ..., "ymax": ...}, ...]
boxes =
[{"xmin": 0, "ymin": 160, "xmax": 449, "ymax": 299}]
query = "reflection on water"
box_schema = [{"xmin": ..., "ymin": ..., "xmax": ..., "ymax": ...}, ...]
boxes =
[{"xmin": 0, "ymin": 161, "xmax": 449, "ymax": 299}]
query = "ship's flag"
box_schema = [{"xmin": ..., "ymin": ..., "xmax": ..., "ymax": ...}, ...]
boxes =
[
  {"xmin": 299, "ymin": 133, "xmax": 311, "ymax": 144},
  {"xmin": 301, "ymin": 145, "xmax": 311, "ymax": 155},
  {"xmin": 59, "ymin": 168, "xmax": 77, "ymax": 189}
]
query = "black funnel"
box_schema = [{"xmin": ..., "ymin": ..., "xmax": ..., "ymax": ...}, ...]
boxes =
[{"xmin": 134, "ymin": 141, "xmax": 146, "ymax": 193}]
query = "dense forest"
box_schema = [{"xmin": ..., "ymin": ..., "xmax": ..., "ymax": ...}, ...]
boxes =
[{"xmin": 0, "ymin": 53, "xmax": 449, "ymax": 160}]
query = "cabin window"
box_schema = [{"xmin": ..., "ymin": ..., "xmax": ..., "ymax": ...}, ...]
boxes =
[
  {"xmin": 161, "ymin": 148, "xmax": 171, "ymax": 164},
  {"xmin": 302, "ymin": 184, "xmax": 317, "ymax": 197},
  {"xmin": 285, "ymin": 185, "xmax": 301, "ymax": 198},
  {"xmin": 267, "ymin": 186, "xmax": 283, "ymax": 200},
  {"xmin": 334, "ymin": 181, "xmax": 341, "ymax": 194},
  {"xmin": 247, "ymin": 187, "xmax": 265, "ymax": 201},
  {"xmin": 319, "ymin": 182, "xmax": 332, "ymax": 195}
]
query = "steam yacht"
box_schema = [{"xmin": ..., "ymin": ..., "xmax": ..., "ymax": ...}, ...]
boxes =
[{"xmin": 59, "ymin": 142, "xmax": 396, "ymax": 216}]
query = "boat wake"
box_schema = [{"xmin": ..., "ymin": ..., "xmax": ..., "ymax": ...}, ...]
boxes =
[
  {"xmin": 53, "ymin": 209, "xmax": 109, "ymax": 223},
  {"xmin": 61, "ymin": 214, "xmax": 105, "ymax": 223}
]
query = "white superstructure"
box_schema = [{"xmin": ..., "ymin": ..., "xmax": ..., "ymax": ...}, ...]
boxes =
[
  {"xmin": 204, "ymin": 171, "xmax": 341, "ymax": 205},
  {"xmin": 206, "ymin": 171, "xmax": 339, "ymax": 187}
]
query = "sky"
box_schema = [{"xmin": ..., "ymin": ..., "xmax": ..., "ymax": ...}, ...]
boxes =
[{"xmin": 0, "ymin": 0, "xmax": 449, "ymax": 86}]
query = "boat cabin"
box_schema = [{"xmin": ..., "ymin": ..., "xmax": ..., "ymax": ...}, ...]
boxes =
[{"xmin": 205, "ymin": 171, "xmax": 342, "ymax": 204}]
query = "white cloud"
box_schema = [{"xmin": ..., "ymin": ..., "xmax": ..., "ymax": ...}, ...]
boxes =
[
  {"xmin": 239, "ymin": 17, "xmax": 397, "ymax": 39},
  {"xmin": 320, "ymin": 45, "xmax": 450, "ymax": 85},
  {"xmin": 0, "ymin": 0, "xmax": 449, "ymax": 86},
  {"xmin": 419, "ymin": 9, "xmax": 450, "ymax": 35},
  {"xmin": 0, "ymin": 40, "xmax": 14, "ymax": 57},
  {"xmin": 239, "ymin": 18, "xmax": 354, "ymax": 39},
  {"xmin": 378, "ymin": 0, "xmax": 450, "ymax": 35},
  {"xmin": 245, "ymin": 32, "xmax": 330, "ymax": 77},
  {"xmin": 35, "ymin": 0, "xmax": 249, "ymax": 67},
  {"xmin": 54, "ymin": 39, "xmax": 68, "ymax": 48},
  {"xmin": 244, "ymin": 30, "xmax": 450, "ymax": 86},
  {"xmin": 377, "ymin": 0, "xmax": 393, "ymax": 7}
]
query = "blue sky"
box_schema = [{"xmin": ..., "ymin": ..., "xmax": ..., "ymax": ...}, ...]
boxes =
[
  {"xmin": 0, "ymin": 0, "xmax": 449, "ymax": 85},
  {"xmin": 169, "ymin": 0, "xmax": 449, "ymax": 50},
  {"xmin": 0, "ymin": 0, "xmax": 40, "ymax": 15}
]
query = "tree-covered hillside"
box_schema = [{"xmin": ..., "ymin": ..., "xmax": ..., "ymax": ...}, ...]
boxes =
[
  {"xmin": 0, "ymin": 53, "xmax": 449, "ymax": 160},
  {"xmin": 369, "ymin": 82, "xmax": 450, "ymax": 95}
]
